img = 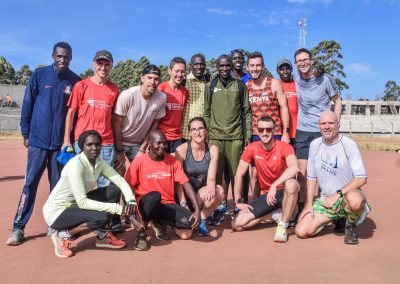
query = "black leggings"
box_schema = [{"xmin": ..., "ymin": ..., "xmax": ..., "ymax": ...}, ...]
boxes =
[
  {"xmin": 139, "ymin": 191, "xmax": 194, "ymax": 229},
  {"xmin": 249, "ymin": 190, "xmax": 284, "ymax": 219},
  {"xmin": 51, "ymin": 186, "xmax": 121, "ymax": 231}
]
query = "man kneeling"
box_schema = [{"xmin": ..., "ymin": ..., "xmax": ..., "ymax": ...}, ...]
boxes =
[
  {"xmin": 231, "ymin": 116, "xmax": 299, "ymax": 242},
  {"xmin": 125, "ymin": 130, "xmax": 200, "ymax": 251},
  {"xmin": 295, "ymin": 111, "xmax": 370, "ymax": 245}
]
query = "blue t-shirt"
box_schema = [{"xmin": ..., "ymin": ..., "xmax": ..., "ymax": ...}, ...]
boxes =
[
  {"xmin": 240, "ymin": 72, "xmax": 252, "ymax": 83},
  {"xmin": 293, "ymin": 72, "xmax": 339, "ymax": 132}
]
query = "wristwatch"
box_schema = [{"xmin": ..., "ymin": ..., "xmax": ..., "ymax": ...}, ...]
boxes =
[{"xmin": 336, "ymin": 190, "xmax": 344, "ymax": 198}]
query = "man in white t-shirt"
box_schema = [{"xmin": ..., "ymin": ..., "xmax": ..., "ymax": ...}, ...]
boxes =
[
  {"xmin": 295, "ymin": 111, "xmax": 370, "ymax": 245},
  {"xmin": 113, "ymin": 65, "xmax": 167, "ymax": 175}
]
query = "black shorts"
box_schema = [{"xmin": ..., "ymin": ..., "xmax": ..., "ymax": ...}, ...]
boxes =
[
  {"xmin": 249, "ymin": 189, "xmax": 284, "ymax": 219},
  {"xmin": 157, "ymin": 203, "xmax": 194, "ymax": 230},
  {"xmin": 167, "ymin": 138, "xmax": 186, "ymax": 154},
  {"xmin": 294, "ymin": 130, "xmax": 321, "ymax": 160}
]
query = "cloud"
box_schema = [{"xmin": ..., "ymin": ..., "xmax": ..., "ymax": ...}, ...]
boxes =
[
  {"xmin": 261, "ymin": 8, "xmax": 303, "ymax": 27},
  {"xmin": 206, "ymin": 8, "xmax": 238, "ymax": 16},
  {"xmin": 286, "ymin": 0, "xmax": 333, "ymax": 3},
  {"xmin": 346, "ymin": 63, "xmax": 373, "ymax": 74},
  {"xmin": 388, "ymin": 0, "xmax": 400, "ymax": 6}
]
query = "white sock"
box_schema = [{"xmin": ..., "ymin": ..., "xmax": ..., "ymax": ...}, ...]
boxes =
[{"xmin": 57, "ymin": 230, "xmax": 71, "ymax": 239}]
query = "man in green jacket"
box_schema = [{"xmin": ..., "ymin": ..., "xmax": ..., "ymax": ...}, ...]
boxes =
[{"xmin": 204, "ymin": 54, "xmax": 252, "ymax": 225}]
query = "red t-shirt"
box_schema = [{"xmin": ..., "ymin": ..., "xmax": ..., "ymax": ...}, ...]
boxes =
[
  {"xmin": 125, "ymin": 153, "xmax": 189, "ymax": 204},
  {"xmin": 280, "ymin": 80, "xmax": 298, "ymax": 139},
  {"xmin": 68, "ymin": 78, "xmax": 119, "ymax": 145},
  {"xmin": 241, "ymin": 140, "xmax": 294, "ymax": 193},
  {"xmin": 247, "ymin": 78, "xmax": 283, "ymax": 135},
  {"xmin": 158, "ymin": 82, "xmax": 188, "ymax": 140}
]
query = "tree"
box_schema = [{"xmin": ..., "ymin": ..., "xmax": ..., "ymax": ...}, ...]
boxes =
[
  {"xmin": 15, "ymin": 64, "xmax": 32, "ymax": 85},
  {"xmin": 311, "ymin": 40, "xmax": 349, "ymax": 92},
  {"xmin": 382, "ymin": 80, "xmax": 400, "ymax": 101},
  {"xmin": 80, "ymin": 68, "xmax": 94, "ymax": 80},
  {"xmin": 0, "ymin": 56, "xmax": 16, "ymax": 84},
  {"xmin": 109, "ymin": 56, "xmax": 150, "ymax": 91}
]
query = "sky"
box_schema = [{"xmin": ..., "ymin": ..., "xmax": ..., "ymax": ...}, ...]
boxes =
[{"xmin": 1, "ymin": 0, "xmax": 399, "ymax": 100}]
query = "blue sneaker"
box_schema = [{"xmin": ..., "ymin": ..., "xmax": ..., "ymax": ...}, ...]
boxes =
[
  {"xmin": 197, "ymin": 219, "xmax": 210, "ymax": 236},
  {"xmin": 217, "ymin": 201, "xmax": 228, "ymax": 213},
  {"xmin": 209, "ymin": 209, "xmax": 224, "ymax": 226}
]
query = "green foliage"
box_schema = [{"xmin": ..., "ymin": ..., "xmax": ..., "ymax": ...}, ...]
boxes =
[
  {"xmin": 80, "ymin": 68, "xmax": 94, "ymax": 79},
  {"xmin": 382, "ymin": 80, "xmax": 400, "ymax": 101},
  {"xmin": 311, "ymin": 40, "xmax": 348, "ymax": 92},
  {"xmin": 0, "ymin": 56, "xmax": 16, "ymax": 84},
  {"xmin": 15, "ymin": 64, "xmax": 32, "ymax": 85}
]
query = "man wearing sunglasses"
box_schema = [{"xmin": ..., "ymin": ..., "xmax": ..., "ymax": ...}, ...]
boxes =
[{"xmin": 231, "ymin": 116, "xmax": 299, "ymax": 242}]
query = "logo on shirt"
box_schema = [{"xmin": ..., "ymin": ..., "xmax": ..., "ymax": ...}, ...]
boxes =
[
  {"xmin": 166, "ymin": 102, "xmax": 183, "ymax": 111},
  {"xmin": 63, "ymin": 85, "xmax": 72, "ymax": 95},
  {"xmin": 286, "ymin": 91, "xmax": 297, "ymax": 98},
  {"xmin": 255, "ymin": 155, "xmax": 264, "ymax": 160},
  {"xmin": 213, "ymin": 87, "xmax": 222, "ymax": 93},
  {"xmin": 146, "ymin": 171, "xmax": 172, "ymax": 179},
  {"xmin": 108, "ymin": 91, "xmax": 115, "ymax": 97},
  {"xmin": 272, "ymin": 155, "xmax": 277, "ymax": 161},
  {"xmin": 45, "ymin": 85, "xmax": 53, "ymax": 89},
  {"xmin": 249, "ymin": 96, "xmax": 270, "ymax": 103},
  {"xmin": 87, "ymin": 99, "xmax": 112, "ymax": 109},
  {"xmin": 320, "ymin": 154, "xmax": 338, "ymax": 176}
]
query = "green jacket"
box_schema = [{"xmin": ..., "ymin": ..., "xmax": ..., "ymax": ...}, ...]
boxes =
[{"xmin": 204, "ymin": 77, "xmax": 252, "ymax": 140}]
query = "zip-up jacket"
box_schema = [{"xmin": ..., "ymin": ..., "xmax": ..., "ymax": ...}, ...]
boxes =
[
  {"xmin": 204, "ymin": 77, "xmax": 252, "ymax": 140},
  {"xmin": 20, "ymin": 64, "xmax": 81, "ymax": 150}
]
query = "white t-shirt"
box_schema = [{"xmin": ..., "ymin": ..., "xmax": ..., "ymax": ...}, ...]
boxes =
[
  {"xmin": 307, "ymin": 135, "xmax": 367, "ymax": 197},
  {"xmin": 114, "ymin": 86, "xmax": 166, "ymax": 146}
]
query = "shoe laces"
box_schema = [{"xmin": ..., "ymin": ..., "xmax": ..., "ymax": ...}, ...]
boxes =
[{"xmin": 62, "ymin": 239, "xmax": 72, "ymax": 250}]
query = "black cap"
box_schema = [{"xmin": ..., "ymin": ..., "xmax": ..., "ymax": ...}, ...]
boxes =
[
  {"xmin": 93, "ymin": 50, "xmax": 113, "ymax": 63},
  {"xmin": 141, "ymin": 64, "xmax": 161, "ymax": 77}
]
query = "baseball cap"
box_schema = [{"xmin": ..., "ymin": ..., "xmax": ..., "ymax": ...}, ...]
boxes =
[
  {"xmin": 277, "ymin": 58, "xmax": 292, "ymax": 69},
  {"xmin": 141, "ymin": 64, "xmax": 161, "ymax": 77},
  {"xmin": 93, "ymin": 50, "xmax": 113, "ymax": 63}
]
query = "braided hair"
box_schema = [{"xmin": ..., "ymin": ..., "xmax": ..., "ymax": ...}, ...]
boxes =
[{"xmin": 77, "ymin": 130, "xmax": 102, "ymax": 152}]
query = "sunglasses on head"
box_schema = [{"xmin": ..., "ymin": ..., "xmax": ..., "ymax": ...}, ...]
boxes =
[{"xmin": 257, "ymin": 127, "xmax": 274, "ymax": 134}]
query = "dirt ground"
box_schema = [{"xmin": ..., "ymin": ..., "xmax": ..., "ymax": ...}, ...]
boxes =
[{"xmin": 0, "ymin": 140, "xmax": 399, "ymax": 284}]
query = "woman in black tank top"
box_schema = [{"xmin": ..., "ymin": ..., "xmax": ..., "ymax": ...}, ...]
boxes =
[{"xmin": 175, "ymin": 117, "xmax": 224, "ymax": 236}]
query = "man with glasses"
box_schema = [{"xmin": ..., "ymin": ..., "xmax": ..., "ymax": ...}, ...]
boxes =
[
  {"xmin": 231, "ymin": 116, "xmax": 299, "ymax": 242},
  {"xmin": 293, "ymin": 48, "xmax": 342, "ymax": 219}
]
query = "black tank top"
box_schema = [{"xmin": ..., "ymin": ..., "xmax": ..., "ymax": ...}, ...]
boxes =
[{"xmin": 183, "ymin": 142, "xmax": 211, "ymax": 192}]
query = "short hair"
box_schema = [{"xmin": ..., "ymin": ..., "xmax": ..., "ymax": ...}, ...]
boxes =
[
  {"xmin": 230, "ymin": 49, "xmax": 245, "ymax": 58},
  {"xmin": 191, "ymin": 53, "xmax": 206, "ymax": 64},
  {"xmin": 257, "ymin": 115, "xmax": 275, "ymax": 126},
  {"xmin": 169, "ymin": 57, "xmax": 186, "ymax": 69},
  {"xmin": 216, "ymin": 54, "xmax": 232, "ymax": 66},
  {"xmin": 77, "ymin": 130, "xmax": 102, "ymax": 152},
  {"xmin": 294, "ymin": 48, "xmax": 312, "ymax": 61},
  {"xmin": 247, "ymin": 51, "xmax": 264, "ymax": 65},
  {"xmin": 188, "ymin": 117, "xmax": 207, "ymax": 132},
  {"xmin": 53, "ymin": 42, "xmax": 72, "ymax": 54}
]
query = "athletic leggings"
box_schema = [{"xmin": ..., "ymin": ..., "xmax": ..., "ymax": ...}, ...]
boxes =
[
  {"xmin": 139, "ymin": 191, "xmax": 194, "ymax": 230},
  {"xmin": 50, "ymin": 186, "xmax": 121, "ymax": 231}
]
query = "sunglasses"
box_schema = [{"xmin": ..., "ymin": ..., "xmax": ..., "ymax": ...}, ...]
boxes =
[{"xmin": 257, "ymin": 127, "xmax": 274, "ymax": 134}]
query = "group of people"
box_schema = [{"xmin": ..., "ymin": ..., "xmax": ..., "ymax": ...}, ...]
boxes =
[{"xmin": 5, "ymin": 42, "xmax": 370, "ymax": 258}]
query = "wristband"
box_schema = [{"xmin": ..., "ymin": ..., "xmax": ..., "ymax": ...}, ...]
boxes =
[
  {"xmin": 127, "ymin": 199, "xmax": 137, "ymax": 205},
  {"xmin": 336, "ymin": 190, "xmax": 344, "ymax": 198}
]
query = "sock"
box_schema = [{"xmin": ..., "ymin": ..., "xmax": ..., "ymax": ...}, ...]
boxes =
[
  {"xmin": 94, "ymin": 230, "xmax": 109, "ymax": 240},
  {"xmin": 57, "ymin": 230, "xmax": 71, "ymax": 239},
  {"xmin": 279, "ymin": 221, "xmax": 289, "ymax": 229}
]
